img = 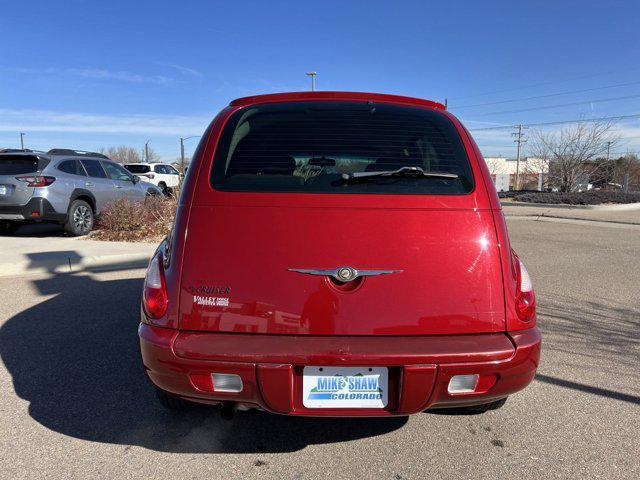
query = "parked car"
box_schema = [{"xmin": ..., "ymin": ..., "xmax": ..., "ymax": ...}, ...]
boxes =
[
  {"xmin": 0, "ymin": 148, "xmax": 162, "ymax": 236},
  {"xmin": 139, "ymin": 92, "xmax": 541, "ymax": 417},
  {"xmin": 123, "ymin": 162, "xmax": 180, "ymax": 195}
]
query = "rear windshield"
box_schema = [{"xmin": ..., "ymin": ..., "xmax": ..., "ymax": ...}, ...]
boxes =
[
  {"xmin": 0, "ymin": 155, "xmax": 40, "ymax": 175},
  {"xmin": 211, "ymin": 101, "xmax": 474, "ymax": 194},
  {"xmin": 124, "ymin": 164, "xmax": 151, "ymax": 174}
]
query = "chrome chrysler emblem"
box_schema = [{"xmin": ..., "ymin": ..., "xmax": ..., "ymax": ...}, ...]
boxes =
[
  {"xmin": 337, "ymin": 266, "xmax": 355, "ymax": 281},
  {"xmin": 288, "ymin": 266, "xmax": 402, "ymax": 282}
]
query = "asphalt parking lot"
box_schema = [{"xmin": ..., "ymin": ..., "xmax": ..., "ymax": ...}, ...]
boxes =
[{"xmin": 0, "ymin": 218, "xmax": 638, "ymax": 480}]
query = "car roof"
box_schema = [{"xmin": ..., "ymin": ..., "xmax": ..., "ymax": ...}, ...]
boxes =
[
  {"xmin": 0, "ymin": 149, "xmax": 48, "ymax": 158},
  {"xmin": 125, "ymin": 162, "xmax": 173, "ymax": 166},
  {"xmin": 47, "ymin": 148, "xmax": 110, "ymax": 159},
  {"xmin": 229, "ymin": 91, "xmax": 446, "ymax": 110}
]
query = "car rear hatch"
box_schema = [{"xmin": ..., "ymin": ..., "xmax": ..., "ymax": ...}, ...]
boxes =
[
  {"xmin": 178, "ymin": 100, "xmax": 504, "ymax": 335},
  {"xmin": 0, "ymin": 154, "xmax": 46, "ymax": 206}
]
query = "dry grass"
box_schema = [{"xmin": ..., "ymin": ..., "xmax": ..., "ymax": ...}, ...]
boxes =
[{"xmin": 91, "ymin": 195, "xmax": 177, "ymax": 242}]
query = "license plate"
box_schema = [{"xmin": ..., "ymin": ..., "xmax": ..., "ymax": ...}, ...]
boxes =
[
  {"xmin": 0, "ymin": 186, "xmax": 7, "ymax": 195},
  {"xmin": 302, "ymin": 366, "xmax": 388, "ymax": 409}
]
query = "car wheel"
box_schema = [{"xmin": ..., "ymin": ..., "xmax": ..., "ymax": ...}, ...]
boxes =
[
  {"xmin": 427, "ymin": 397, "xmax": 508, "ymax": 415},
  {"xmin": 462, "ymin": 397, "xmax": 508, "ymax": 414},
  {"xmin": 158, "ymin": 182, "xmax": 170, "ymax": 196},
  {"xmin": 64, "ymin": 200, "xmax": 94, "ymax": 236},
  {"xmin": 0, "ymin": 221, "xmax": 21, "ymax": 235},
  {"xmin": 155, "ymin": 388, "xmax": 191, "ymax": 411}
]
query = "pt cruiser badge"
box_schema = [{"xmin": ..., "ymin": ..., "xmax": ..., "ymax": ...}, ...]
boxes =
[{"xmin": 288, "ymin": 266, "xmax": 402, "ymax": 282}]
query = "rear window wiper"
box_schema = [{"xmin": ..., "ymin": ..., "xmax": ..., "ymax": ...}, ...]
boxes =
[{"xmin": 341, "ymin": 166, "xmax": 459, "ymax": 182}]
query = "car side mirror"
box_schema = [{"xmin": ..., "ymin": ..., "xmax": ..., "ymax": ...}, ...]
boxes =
[{"xmin": 132, "ymin": 175, "xmax": 140, "ymax": 184}]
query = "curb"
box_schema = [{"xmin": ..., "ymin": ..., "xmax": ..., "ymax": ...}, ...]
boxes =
[
  {"xmin": 501, "ymin": 201, "xmax": 640, "ymax": 211},
  {"xmin": 505, "ymin": 215, "xmax": 640, "ymax": 229},
  {"xmin": 0, "ymin": 252, "xmax": 152, "ymax": 278}
]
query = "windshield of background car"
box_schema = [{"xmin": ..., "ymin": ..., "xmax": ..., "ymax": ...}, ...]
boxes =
[
  {"xmin": 211, "ymin": 101, "xmax": 474, "ymax": 194},
  {"xmin": 124, "ymin": 164, "xmax": 151, "ymax": 174}
]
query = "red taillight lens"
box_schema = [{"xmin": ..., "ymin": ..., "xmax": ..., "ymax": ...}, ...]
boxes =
[
  {"xmin": 16, "ymin": 175, "xmax": 56, "ymax": 187},
  {"xmin": 146, "ymin": 173, "xmax": 155, "ymax": 179},
  {"xmin": 143, "ymin": 253, "xmax": 168, "ymax": 319},
  {"xmin": 515, "ymin": 258, "xmax": 536, "ymax": 322}
]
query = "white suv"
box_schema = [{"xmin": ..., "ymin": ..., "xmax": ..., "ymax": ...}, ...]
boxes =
[{"xmin": 124, "ymin": 163, "xmax": 180, "ymax": 195}]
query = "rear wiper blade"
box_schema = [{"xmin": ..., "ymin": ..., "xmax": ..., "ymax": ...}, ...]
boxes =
[{"xmin": 341, "ymin": 166, "xmax": 459, "ymax": 181}]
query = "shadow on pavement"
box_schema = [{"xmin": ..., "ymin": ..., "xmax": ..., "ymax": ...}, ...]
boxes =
[
  {"xmin": 3, "ymin": 222, "xmax": 65, "ymax": 237},
  {"xmin": 0, "ymin": 267, "xmax": 406, "ymax": 453},
  {"xmin": 533, "ymin": 293, "xmax": 640, "ymax": 405},
  {"xmin": 538, "ymin": 293, "xmax": 640, "ymax": 369},
  {"xmin": 535, "ymin": 374, "xmax": 640, "ymax": 405}
]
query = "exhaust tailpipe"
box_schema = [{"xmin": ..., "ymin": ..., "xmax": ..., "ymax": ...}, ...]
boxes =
[{"xmin": 220, "ymin": 402, "xmax": 236, "ymax": 420}]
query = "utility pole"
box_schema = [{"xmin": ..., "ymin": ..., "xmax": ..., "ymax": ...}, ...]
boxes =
[
  {"xmin": 180, "ymin": 138, "xmax": 185, "ymax": 174},
  {"xmin": 145, "ymin": 140, "xmax": 150, "ymax": 162},
  {"xmin": 606, "ymin": 141, "xmax": 612, "ymax": 161},
  {"xmin": 19, "ymin": 132, "xmax": 25, "ymax": 149},
  {"xmin": 512, "ymin": 124, "xmax": 528, "ymax": 190},
  {"xmin": 179, "ymin": 136, "xmax": 200, "ymax": 176},
  {"xmin": 305, "ymin": 71, "xmax": 317, "ymax": 92}
]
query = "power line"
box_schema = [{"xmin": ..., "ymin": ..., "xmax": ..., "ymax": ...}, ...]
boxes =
[
  {"xmin": 475, "ymin": 93, "xmax": 640, "ymax": 117},
  {"xmin": 469, "ymin": 113, "xmax": 640, "ymax": 131},
  {"xmin": 447, "ymin": 69, "xmax": 627, "ymax": 101},
  {"xmin": 452, "ymin": 80, "xmax": 640, "ymax": 109}
]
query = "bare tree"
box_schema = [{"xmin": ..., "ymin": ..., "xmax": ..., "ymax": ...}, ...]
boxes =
[
  {"xmin": 617, "ymin": 153, "xmax": 640, "ymax": 191},
  {"xmin": 529, "ymin": 122, "xmax": 619, "ymax": 192},
  {"xmin": 98, "ymin": 146, "xmax": 142, "ymax": 164},
  {"xmin": 484, "ymin": 157, "xmax": 507, "ymax": 175},
  {"xmin": 142, "ymin": 146, "xmax": 161, "ymax": 163}
]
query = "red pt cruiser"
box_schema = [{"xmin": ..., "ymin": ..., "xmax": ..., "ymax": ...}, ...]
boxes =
[{"xmin": 139, "ymin": 91, "xmax": 541, "ymax": 417}]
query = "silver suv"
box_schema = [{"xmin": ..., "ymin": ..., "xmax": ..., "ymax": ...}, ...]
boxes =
[{"xmin": 0, "ymin": 149, "xmax": 161, "ymax": 236}]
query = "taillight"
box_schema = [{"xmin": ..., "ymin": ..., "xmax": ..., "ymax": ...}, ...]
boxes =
[
  {"xmin": 16, "ymin": 175, "xmax": 56, "ymax": 187},
  {"xmin": 515, "ymin": 258, "xmax": 536, "ymax": 322},
  {"xmin": 146, "ymin": 173, "xmax": 155, "ymax": 179},
  {"xmin": 142, "ymin": 252, "xmax": 168, "ymax": 319}
]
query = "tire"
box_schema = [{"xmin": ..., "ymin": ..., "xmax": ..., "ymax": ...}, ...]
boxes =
[
  {"xmin": 461, "ymin": 397, "xmax": 508, "ymax": 414},
  {"xmin": 158, "ymin": 182, "xmax": 170, "ymax": 196},
  {"xmin": 155, "ymin": 388, "xmax": 191, "ymax": 411},
  {"xmin": 64, "ymin": 199, "xmax": 94, "ymax": 236},
  {"xmin": 428, "ymin": 397, "xmax": 508, "ymax": 415},
  {"xmin": 0, "ymin": 221, "xmax": 21, "ymax": 235}
]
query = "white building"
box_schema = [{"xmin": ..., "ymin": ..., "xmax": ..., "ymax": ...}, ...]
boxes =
[
  {"xmin": 484, "ymin": 157, "xmax": 548, "ymax": 190},
  {"xmin": 483, "ymin": 157, "xmax": 548, "ymax": 176}
]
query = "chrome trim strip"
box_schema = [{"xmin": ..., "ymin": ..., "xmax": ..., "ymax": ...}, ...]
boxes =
[{"xmin": 288, "ymin": 266, "xmax": 402, "ymax": 282}]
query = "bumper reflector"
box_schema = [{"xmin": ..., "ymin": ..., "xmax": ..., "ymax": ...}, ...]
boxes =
[
  {"xmin": 448, "ymin": 374, "xmax": 479, "ymax": 394},
  {"xmin": 212, "ymin": 373, "xmax": 243, "ymax": 393}
]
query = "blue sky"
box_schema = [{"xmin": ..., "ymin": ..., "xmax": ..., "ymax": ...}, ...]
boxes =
[{"xmin": 1, "ymin": 0, "xmax": 639, "ymax": 161}]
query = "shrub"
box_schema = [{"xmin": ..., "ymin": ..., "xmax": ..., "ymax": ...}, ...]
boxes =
[
  {"xmin": 92, "ymin": 195, "xmax": 177, "ymax": 242},
  {"xmin": 511, "ymin": 190, "xmax": 640, "ymax": 205},
  {"xmin": 498, "ymin": 189, "xmax": 540, "ymax": 199}
]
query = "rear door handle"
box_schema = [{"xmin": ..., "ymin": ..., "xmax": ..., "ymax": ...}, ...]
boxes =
[
  {"xmin": 85, "ymin": 182, "xmax": 94, "ymax": 187},
  {"xmin": 115, "ymin": 185, "xmax": 124, "ymax": 189}
]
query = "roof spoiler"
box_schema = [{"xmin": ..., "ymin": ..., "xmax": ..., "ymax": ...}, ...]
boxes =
[{"xmin": 0, "ymin": 148, "xmax": 41, "ymax": 154}]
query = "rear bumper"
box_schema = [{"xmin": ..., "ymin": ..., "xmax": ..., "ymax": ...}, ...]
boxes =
[
  {"xmin": 139, "ymin": 325, "xmax": 541, "ymax": 416},
  {"xmin": 0, "ymin": 197, "xmax": 66, "ymax": 222}
]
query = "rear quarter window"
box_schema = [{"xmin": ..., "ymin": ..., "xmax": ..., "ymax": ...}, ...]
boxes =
[
  {"xmin": 211, "ymin": 101, "xmax": 474, "ymax": 194},
  {"xmin": 57, "ymin": 159, "xmax": 85, "ymax": 176},
  {"xmin": 124, "ymin": 164, "xmax": 151, "ymax": 174},
  {"xmin": 80, "ymin": 159, "xmax": 107, "ymax": 178}
]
